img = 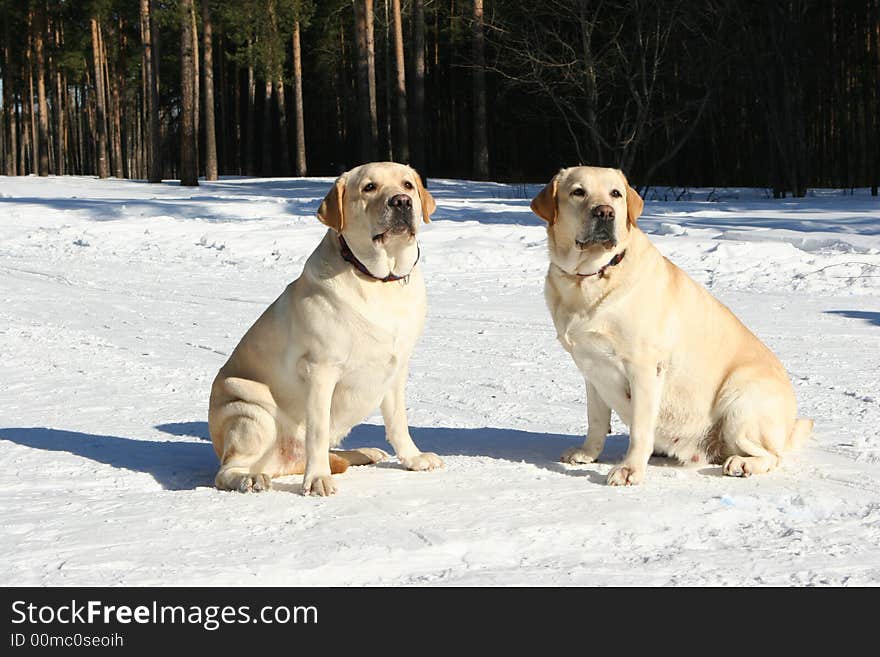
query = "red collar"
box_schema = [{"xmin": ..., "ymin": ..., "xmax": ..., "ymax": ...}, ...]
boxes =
[
  {"xmin": 575, "ymin": 250, "xmax": 626, "ymax": 278},
  {"xmin": 338, "ymin": 235, "xmax": 419, "ymax": 283}
]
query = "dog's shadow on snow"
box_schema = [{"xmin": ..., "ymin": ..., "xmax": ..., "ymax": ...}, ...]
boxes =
[
  {"xmin": 0, "ymin": 422, "xmax": 645, "ymax": 490},
  {"xmin": 0, "ymin": 425, "xmax": 217, "ymax": 491}
]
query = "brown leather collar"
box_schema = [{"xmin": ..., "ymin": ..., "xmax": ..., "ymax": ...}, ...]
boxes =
[
  {"xmin": 575, "ymin": 249, "xmax": 626, "ymax": 278},
  {"xmin": 338, "ymin": 234, "xmax": 419, "ymax": 283}
]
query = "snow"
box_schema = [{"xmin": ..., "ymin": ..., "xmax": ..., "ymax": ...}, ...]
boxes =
[{"xmin": 2, "ymin": 174, "xmax": 879, "ymax": 586}]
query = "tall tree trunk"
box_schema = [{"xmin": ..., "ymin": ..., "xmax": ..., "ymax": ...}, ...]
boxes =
[
  {"xmin": 234, "ymin": 61, "xmax": 242, "ymax": 174},
  {"xmin": 22, "ymin": 82, "xmax": 33, "ymax": 174},
  {"xmin": 391, "ymin": 0, "xmax": 409, "ymax": 163},
  {"xmin": 411, "ymin": 0, "xmax": 426, "ymax": 174},
  {"xmin": 3, "ymin": 16, "xmax": 18, "ymax": 175},
  {"xmin": 53, "ymin": 26, "xmax": 65, "ymax": 175},
  {"xmin": 365, "ymin": 0, "xmax": 378, "ymax": 157},
  {"xmin": 33, "ymin": 5, "xmax": 50, "ymax": 175},
  {"xmin": 262, "ymin": 79, "xmax": 272, "ymax": 174},
  {"xmin": 0, "ymin": 93, "xmax": 5, "ymax": 175},
  {"xmin": 179, "ymin": 0, "xmax": 198, "ymax": 186},
  {"xmin": 218, "ymin": 29, "xmax": 229, "ymax": 174},
  {"xmin": 10, "ymin": 95, "xmax": 18, "ymax": 175},
  {"xmin": 353, "ymin": 0, "xmax": 376, "ymax": 162},
  {"xmin": 26, "ymin": 14, "xmax": 38, "ymax": 174},
  {"xmin": 191, "ymin": 4, "xmax": 199, "ymax": 175},
  {"xmin": 292, "ymin": 20, "xmax": 307, "ymax": 176},
  {"xmin": 472, "ymin": 0, "xmax": 489, "ymax": 179},
  {"xmin": 105, "ymin": 21, "xmax": 124, "ymax": 178},
  {"xmin": 140, "ymin": 0, "xmax": 161, "ymax": 182},
  {"xmin": 202, "ymin": 0, "xmax": 218, "ymax": 180},
  {"xmin": 245, "ymin": 43, "xmax": 256, "ymax": 175},
  {"xmin": 335, "ymin": 14, "xmax": 348, "ymax": 169},
  {"xmin": 383, "ymin": 0, "xmax": 393, "ymax": 159},
  {"xmin": 90, "ymin": 16, "xmax": 109, "ymax": 178},
  {"xmin": 267, "ymin": 0, "xmax": 289, "ymax": 175},
  {"xmin": 275, "ymin": 75, "xmax": 290, "ymax": 174}
]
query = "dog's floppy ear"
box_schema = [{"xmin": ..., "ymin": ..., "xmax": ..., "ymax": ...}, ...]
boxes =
[
  {"xmin": 531, "ymin": 174, "xmax": 559, "ymax": 224},
  {"xmin": 625, "ymin": 182, "xmax": 644, "ymax": 228},
  {"xmin": 317, "ymin": 175, "xmax": 346, "ymax": 232},
  {"xmin": 414, "ymin": 171, "xmax": 435, "ymax": 223}
]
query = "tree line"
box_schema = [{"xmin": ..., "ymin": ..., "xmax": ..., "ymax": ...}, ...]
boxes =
[{"xmin": 0, "ymin": 0, "xmax": 877, "ymax": 196}]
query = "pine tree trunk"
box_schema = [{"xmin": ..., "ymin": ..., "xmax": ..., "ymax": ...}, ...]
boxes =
[
  {"xmin": 354, "ymin": 0, "xmax": 374, "ymax": 162},
  {"xmin": 383, "ymin": 0, "xmax": 393, "ymax": 160},
  {"xmin": 472, "ymin": 0, "xmax": 489, "ymax": 179},
  {"xmin": 140, "ymin": 0, "xmax": 162, "ymax": 182},
  {"xmin": 54, "ymin": 27, "xmax": 65, "ymax": 175},
  {"xmin": 10, "ymin": 95, "xmax": 18, "ymax": 175},
  {"xmin": 262, "ymin": 78, "xmax": 273, "ymax": 175},
  {"xmin": 261, "ymin": 79, "xmax": 272, "ymax": 177},
  {"xmin": 202, "ymin": 0, "xmax": 218, "ymax": 180},
  {"xmin": 106, "ymin": 21, "xmax": 124, "ymax": 178},
  {"xmin": 179, "ymin": 0, "xmax": 198, "ymax": 186},
  {"xmin": 90, "ymin": 16, "xmax": 110, "ymax": 178},
  {"xmin": 245, "ymin": 46, "xmax": 256, "ymax": 175},
  {"xmin": 292, "ymin": 20, "xmax": 307, "ymax": 176},
  {"xmin": 411, "ymin": 0, "xmax": 426, "ymax": 174},
  {"xmin": 868, "ymin": 0, "xmax": 880, "ymax": 196},
  {"xmin": 22, "ymin": 78, "xmax": 33, "ymax": 174},
  {"xmin": 33, "ymin": 6, "xmax": 50, "ymax": 175},
  {"xmin": 391, "ymin": 0, "xmax": 409, "ymax": 163},
  {"xmin": 26, "ymin": 15, "xmax": 38, "ymax": 175},
  {"xmin": 191, "ymin": 5, "xmax": 199, "ymax": 175},
  {"xmin": 275, "ymin": 75, "xmax": 290, "ymax": 175},
  {"xmin": 0, "ymin": 94, "xmax": 5, "ymax": 175},
  {"xmin": 234, "ymin": 61, "xmax": 242, "ymax": 174},
  {"xmin": 365, "ymin": 0, "xmax": 378, "ymax": 156},
  {"xmin": 267, "ymin": 0, "xmax": 289, "ymax": 175},
  {"xmin": 218, "ymin": 29, "xmax": 229, "ymax": 174},
  {"xmin": 98, "ymin": 22, "xmax": 119, "ymax": 177},
  {"xmin": 3, "ymin": 17, "xmax": 18, "ymax": 175}
]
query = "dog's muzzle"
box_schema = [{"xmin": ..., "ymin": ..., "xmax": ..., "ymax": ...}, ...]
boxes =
[
  {"xmin": 576, "ymin": 204, "xmax": 616, "ymax": 249},
  {"xmin": 373, "ymin": 195, "xmax": 416, "ymax": 242}
]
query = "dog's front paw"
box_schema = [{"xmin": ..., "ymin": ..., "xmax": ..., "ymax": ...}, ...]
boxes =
[
  {"xmin": 561, "ymin": 446, "xmax": 600, "ymax": 464},
  {"xmin": 400, "ymin": 452, "xmax": 444, "ymax": 471},
  {"xmin": 302, "ymin": 473, "xmax": 337, "ymax": 496},
  {"xmin": 607, "ymin": 463, "xmax": 645, "ymax": 486},
  {"xmin": 218, "ymin": 472, "xmax": 272, "ymax": 493}
]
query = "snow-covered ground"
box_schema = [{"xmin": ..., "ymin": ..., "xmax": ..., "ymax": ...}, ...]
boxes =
[{"xmin": 2, "ymin": 174, "xmax": 879, "ymax": 586}]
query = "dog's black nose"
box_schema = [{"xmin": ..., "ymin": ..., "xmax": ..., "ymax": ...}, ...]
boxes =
[
  {"xmin": 388, "ymin": 194, "xmax": 413, "ymax": 209},
  {"xmin": 592, "ymin": 204, "xmax": 615, "ymax": 221}
]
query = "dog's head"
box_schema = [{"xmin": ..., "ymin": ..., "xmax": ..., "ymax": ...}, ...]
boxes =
[
  {"xmin": 530, "ymin": 166, "xmax": 643, "ymax": 271},
  {"xmin": 317, "ymin": 162, "xmax": 435, "ymax": 250}
]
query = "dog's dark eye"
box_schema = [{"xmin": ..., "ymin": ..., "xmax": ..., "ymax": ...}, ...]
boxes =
[
  {"xmin": 403, "ymin": 181, "xmax": 414, "ymax": 190},
  {"xmin": 571, "ymin": 188, "xmax": 585, "ymax": 197},
  {"xmin": 363, "ymin": 182, "xmax": 377, "ymax": 193},
  {"xmin": 611, "ymin": 189, "xmax": 622, "ymax": 198}
]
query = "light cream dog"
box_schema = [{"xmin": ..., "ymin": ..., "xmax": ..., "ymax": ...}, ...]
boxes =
[
  {"xmin": 209, "ymin": 162, "xmax": 443, "ymax": 496},
  {"xmin": 531, "ymin": 166, "xmax": 812, "ymax": 485}
]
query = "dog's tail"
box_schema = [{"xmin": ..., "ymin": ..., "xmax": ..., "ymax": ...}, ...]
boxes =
[
  {"xmin": 786, "ymin": 417, "xmax": 814, "ymax": 450},
  {"xmin": 285, "ymin": 453, "xmax": 350, "ymax": 476},
  {"xmin": 329, "ymin": 453, "xmax": 350, "ymax": 474}
]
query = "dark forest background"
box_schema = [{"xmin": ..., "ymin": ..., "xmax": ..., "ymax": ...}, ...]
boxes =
[{"xmin": 0, "ymin": 0, "xmax": 878, "ymax": 196}]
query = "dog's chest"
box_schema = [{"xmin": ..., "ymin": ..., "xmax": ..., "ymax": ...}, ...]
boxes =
[
  {"xmin": 336, "ymin": 282, "xmax": 425, "ymax": 381},
  {"xmin": 559, "ymin": 311, "xmax": 632, "ymax": 415}
]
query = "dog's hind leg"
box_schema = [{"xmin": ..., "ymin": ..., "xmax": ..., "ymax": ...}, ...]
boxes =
[
  {"xmin": 718, "ymin": 375, "xmax": 791, "ymax": 478},
  {"xmin": 721, "ymin": 437, "xmax": 780, "ymax": 477},
  {"xmin": 214, "ymin": 406, "xmax": 278, "ymax": 492}
]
